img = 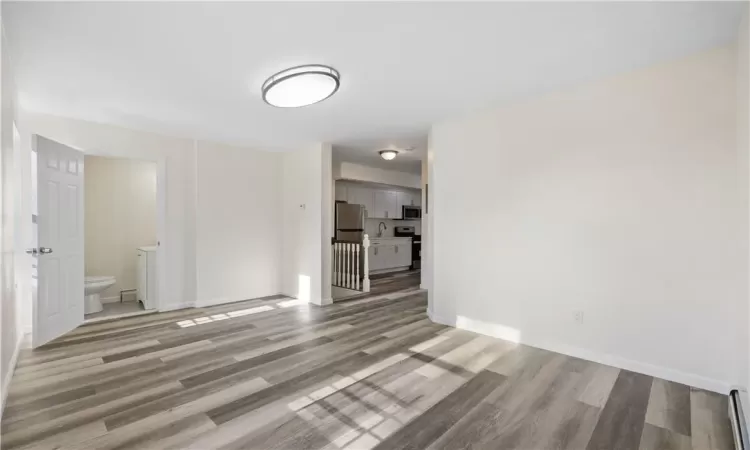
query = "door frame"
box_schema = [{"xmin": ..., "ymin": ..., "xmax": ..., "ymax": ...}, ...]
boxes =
[{"xmin": 29, "ymin": 139, "xmax": 168, "ymax": 317}]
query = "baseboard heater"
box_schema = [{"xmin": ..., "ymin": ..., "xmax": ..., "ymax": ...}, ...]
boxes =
[{"xmin": 730, "ymin": 389, "xmax": 750, "ymax": 450}]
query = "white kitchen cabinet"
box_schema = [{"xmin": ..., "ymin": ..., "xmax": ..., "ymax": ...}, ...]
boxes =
[
  {"xmin": 396, "ymin": 190, "xmax": 421, "ymax": 213},
  {"xmin": 137, "ymin": 246, "xmax": 157, "ymax": 310},
  {"xmin": 347, "ymin": 186, "xmax": 374, "ymax": 216},
  {"xmin": 412, "ymin": 191, "xmax": 422, "ymax": 207},
  {"xmin": 373, "ymin": 190, "xmax": 399, "ymax": 219},
  {"xmin": 369, "ymin": 244, "xmax": 394, "ymax": 271},
  {"xmin": 335, "ymin": 183, "xmax": 347, "ymax": 202},
  {"xmin": 339, "ymin": 182, "xmax": 421, "ymax": 220},
  {"xmin": 396, "ymin": 191, "xmax": 409, "ymax": 213},
  {"xmin": 368, "ymin": 239, "xmax": 412, "ymax": 273},
  {"xmin": 394, "ymin": 242, "xmax": 412, "ymax": 267}
]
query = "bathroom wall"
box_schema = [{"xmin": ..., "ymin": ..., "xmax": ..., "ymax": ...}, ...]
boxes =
[{"xmin": 84, "ymin": 155, "xmax": 157, "ymax": 300}]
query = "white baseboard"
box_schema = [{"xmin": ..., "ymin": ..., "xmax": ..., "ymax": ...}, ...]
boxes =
[
  {"xmin": 427, "ymin": 312, "xmax": 729, "ymax": 394},
  {"xmin": 101, "ymin": 293, "xmax": 137, "ymax": 304},
  {"xmin": 1, "ymin": 333, "xmax": 25, "ymax": 422},
  {"xmin": 195, "ymin": 297, "xmax": 232, "ymax": 308},
  {"xmin": 160, "ymin": 302, "xmax": 195, "ymax": 312},
  {"xmin": 427, "ymin": 309, "xmax": 456, "ymax": 327}
]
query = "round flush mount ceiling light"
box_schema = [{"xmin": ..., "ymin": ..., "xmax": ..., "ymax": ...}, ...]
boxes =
[
  {"xmin": 379, "ymin": 150, "xmax": 398, "ymax": 160},
  {"xmin": 262, "ymin": 65, "xmax": 340, "ymax": 108}
]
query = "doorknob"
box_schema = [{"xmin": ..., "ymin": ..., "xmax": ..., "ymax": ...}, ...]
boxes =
[
  {"xmin": 25, "ymin": 248, "xmax": 38, "ymax": 255},
  {"xmin": 39, "ymin": 247, "xmax": 53, "ymax": 254}
]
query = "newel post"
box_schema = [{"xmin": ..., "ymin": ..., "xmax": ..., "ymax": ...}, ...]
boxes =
[{"xmin": 362, "ymin": 234, "xmax": 371, "ymax": 293}]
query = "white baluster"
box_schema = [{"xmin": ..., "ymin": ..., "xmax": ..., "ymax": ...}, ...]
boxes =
[
  {"xmin": 355, "ymin": 244, "xmax": 360, "ymax": 290},
  {"xmin": 336, "ymin": 242, "xmax": 341, "ymax": 286},
  {"xmin": 347, "ymin": 243, "xmax": 353, "ymax": 288},
  {"xmin": 339, "ymin": 243, "xmax": 343, "ymax": 287},
  {"xmin": 362, "ymin": 235, "xmax": 371, "ymax": 292},
  {"xmin": 346, "ymin": 244, "xmax": 351, "ymax": 288},
  {"xmin": 341, "ymin": 244, "xmax": 349, "ymax": 287}
]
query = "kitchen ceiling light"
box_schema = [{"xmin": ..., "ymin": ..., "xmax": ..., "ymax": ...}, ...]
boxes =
[
  {"xmin": 262, "ymin": 65, "xmax": 340, "ymax": 108},
  {"xmin": 379, "ymin": 150, "xmax": 398, "ymax": 160}
]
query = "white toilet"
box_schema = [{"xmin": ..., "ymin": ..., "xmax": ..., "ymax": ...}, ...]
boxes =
[{"xmin": 84, "ymin": 276, "xmax": 116, "ymax": 314}]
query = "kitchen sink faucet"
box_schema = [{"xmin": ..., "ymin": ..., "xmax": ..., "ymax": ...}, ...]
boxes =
[{"xmin": 378, "ymin": 222, "xmax": 387, "ymax": 237}]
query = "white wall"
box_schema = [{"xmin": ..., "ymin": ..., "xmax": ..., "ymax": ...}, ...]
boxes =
[
  {"xmin": 421, "ymin": 156, "xmax": 429, "ymax": 289},
  {"xmin": 429, "ymin": 46, "xmax": 744, "ymax": 392},
  {"xmin": 321, "ymin": 144, "xmax": 332, "ymax": 303},
  {"xmin": 738, "ymin": 8, "xmax": 750, "ymax": 393},
  {"xmin": 84, "ymin": 155, "xmax": 157, "ymax": 300},
  {"xmin": 281, "ymin": 144, "xmax": 331, "ymax": 305},
  {"xmin": 0, "ymin": 8, "xmax": 22, "ymax": 418},
  {"xmin": 335, "ymin": 161, "xmax": 420, "ymax": 189},
  {"xmin": 195, "ymin": 141, "xmax": 282, "ymax": 306}
]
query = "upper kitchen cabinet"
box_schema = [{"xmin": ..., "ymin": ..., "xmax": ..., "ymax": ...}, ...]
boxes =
[
  {"xmin": 412, "ymin": 191, "xmax": 422, "ymax": 207},
  {"xmin": 346, "ymin": 186, "xmax": 374, "ymax": 215},
  {"xmin": 397, "ymin": 191, "xmax": 420, "ymax": 210},
  {"xmin": 336, "ymin": 180, "xmax": 421, "ymax": 219},
  {"xmin": 335, "ymin": 183, "xmax": 347, "ymax": 202},
  {"xmin": 373, "ymin": 190, "xmax": 399, "ymax": 219}
]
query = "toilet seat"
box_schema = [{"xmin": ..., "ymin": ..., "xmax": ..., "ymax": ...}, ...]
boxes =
[{"xmin": 85, "ymin": 275, "xmax": 115, "ymax": 283}]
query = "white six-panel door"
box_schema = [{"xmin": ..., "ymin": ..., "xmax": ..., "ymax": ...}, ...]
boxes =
[{"xmin": 32, "ymin": 136, "xmax": 84, "ymax": 348}]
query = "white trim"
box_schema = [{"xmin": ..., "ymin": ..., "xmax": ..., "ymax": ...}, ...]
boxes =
[
  {"xmin": 427, "ymin": 312, "xmax": 729, "ymax": 394},
  {"xmin": 100, "ymin": 295, "xmax": 130, "ymax": 304},
  {"xmin": 420, "ymin": 283, "xmax": 427, "ymax": 290},
  {"xmin": 194, "ymin": 297, "xmax": 236, "ymax": 308},
  {"xmin": 427, "ymin": 309, "xmax": 456, "ymax": 327},
  {"xmin": 320, "ymin": 297, "xmax": 333, "ymax": 306},
  {"xmin": 1, "ymin": 333, "xmax": 25, "ymax": 421},
  {"xmin": 159, "ymin": 302, "xmax": 195, "ymax": 312}
]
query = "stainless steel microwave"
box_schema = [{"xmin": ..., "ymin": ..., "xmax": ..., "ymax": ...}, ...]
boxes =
[{"xmin": 402, "ymin": 205, "xmax": 422, "ymax": 219}]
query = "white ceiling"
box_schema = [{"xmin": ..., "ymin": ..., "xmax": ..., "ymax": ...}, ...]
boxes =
[
  {"xmin": 334, "ymin": 136, "xmax": 426, "ymax": 174},
  {"xmin": 3, "ymin": 2, "xmax": 745, "ymax": 155}
]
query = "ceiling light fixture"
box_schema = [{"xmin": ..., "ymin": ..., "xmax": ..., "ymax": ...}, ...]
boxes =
[
  {"xmin": 262, "ymin": 65, "xmax": 340, "ymax": 108},
  {"xmin": 379, "ymin": 150, "xmax": 398, "ymax": 160}
]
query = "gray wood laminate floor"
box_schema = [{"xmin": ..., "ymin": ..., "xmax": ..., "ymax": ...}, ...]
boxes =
[{"xmin": 2, "ymin": 277, "xmax": 733, "ymax": 449}]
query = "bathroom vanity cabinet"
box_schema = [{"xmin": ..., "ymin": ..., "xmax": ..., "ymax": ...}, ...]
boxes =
[{"xmin": 137, "ymin": 246, "xmax": 157, "ymax": 310}]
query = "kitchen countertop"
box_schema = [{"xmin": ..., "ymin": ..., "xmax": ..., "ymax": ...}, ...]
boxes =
[{"xmin": 369, "ymin": 237, "xmax": 412, "ymax": 242}]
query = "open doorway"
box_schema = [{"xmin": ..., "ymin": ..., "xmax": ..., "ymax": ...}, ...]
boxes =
[
  {"xmin": 27, "ymin": 135, "xmax": 168, "ymax": 346},
  {"xmin": 83, "ymin": 155, "xmax": 158, "ymax": 321}
]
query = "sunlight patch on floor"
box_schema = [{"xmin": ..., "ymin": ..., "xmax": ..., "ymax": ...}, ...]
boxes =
[
  {"xmin": 176, "ymin": 304, "xmax": 284, "ymax": 328},
  {"xmin": 285, "ymin": 332, "xmax": 459, "ymax": 449}
]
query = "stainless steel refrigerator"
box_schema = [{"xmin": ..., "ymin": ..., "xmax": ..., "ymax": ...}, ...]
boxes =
[{"xmin": 335, "ymin": 202, "xmax": 365, "ymax": 242}]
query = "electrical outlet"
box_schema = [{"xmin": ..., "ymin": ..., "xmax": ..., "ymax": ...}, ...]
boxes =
[{"xmin": 573, "ymin": 310, "xmax": 584, "ymax": 325}]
